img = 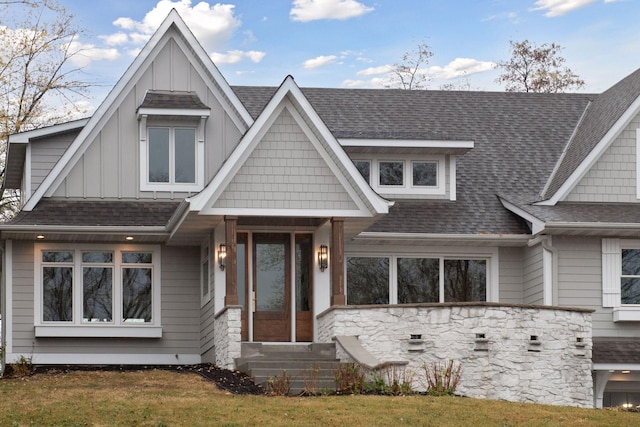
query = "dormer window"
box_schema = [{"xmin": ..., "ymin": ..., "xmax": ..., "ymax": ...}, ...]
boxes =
[
  {"xmin": 148, "ymin": 127, "xmax": 196, "ymax": 184},
  {"xmin": 137, "ymin": 90, "xmax": 210, "ymax": 193},
  {"xmin": 353, "ymin": 156, "xmax": 445, "ymax": 196}
]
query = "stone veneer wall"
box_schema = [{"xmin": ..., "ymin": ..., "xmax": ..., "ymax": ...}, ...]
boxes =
[
  {"xmin": 213, "ymin": 306, "xmax": 242, "ymax": 369},
  {"xmin": 317, "ymin": 303, "xmax": 594, "ymax": 407}
]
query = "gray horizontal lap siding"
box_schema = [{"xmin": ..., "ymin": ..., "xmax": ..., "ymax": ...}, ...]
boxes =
[
  {"xmin": 498, "ymin": 247, "xmax": 523, "ymax": 304},
  {"xmin": 10, "ymin": 241, "xmax": 201, "ymax": 357},
  {"xmin": 555, "ymin": 236, "xmax": 640, "ymax": 337},
  {"xmin": 523, "ymin": 244, "xmax": 544, "ymax": 305},
  {"xmin": 200, "ymin": 298, "xmax": 216, "ymax": 363}
]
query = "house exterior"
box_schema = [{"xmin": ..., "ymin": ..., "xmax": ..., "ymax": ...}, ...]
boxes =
[{"xmin": 1, "ymin": 10, "xmax": 640, "ymax": 408}]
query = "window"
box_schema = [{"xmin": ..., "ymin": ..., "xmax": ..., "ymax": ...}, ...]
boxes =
[
  {"xmin": 347, "ymin": 257, "xmax": 389, "ymax": 305},
  {"xmin": 346, "ymin": 251, "xmax": 496, "ymax": 305},
  {"xmin": 622, "ymin": 249, "xmax": 640, "ymax": 304},
  {"xmin": 349, "ymin": 156, "xmax": 446, "ymax": 195},
  {"xmin": 353, "ymin": 160, "xmax": 371, "ymax": 184},
  {"xmin": 412, "ymin": 161, "xmax": 438, "ymax": 187},
  {"xmin": 35, "ymin": 244, "xmax": 161, "ymax": 337},
  {"xmin": 148, "ymin": 127, "xmax": 196, "ymax": 184},
  {"xmin": 379, "ymin": 161, "xmax": 404, "ymax": 186},
  {"xmin": 602, "ymin": 239, "xmax": 640, "ymax": 321},
  {"xmin": 139, "ymin": 116, "xmax": 205, "ymax": 193}
]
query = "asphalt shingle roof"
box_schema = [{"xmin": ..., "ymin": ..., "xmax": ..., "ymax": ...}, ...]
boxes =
[
  {"xmin": 138, "ymin": 90, "xmax": 209, "ymax": 110},
  {"xmin": 593, "ymin": 338, "xmax": 640, "ymax": 364},
  {"xmin": 8, "ymin": 200, "xmax": 180, "ymax": 227},
  {"xmin": 544, "ymin": 68, "xmax": 640, "ymax": 199},
  {"xmin": 233, "ymin": 85, "xmax": 593, "ymax": 234}
]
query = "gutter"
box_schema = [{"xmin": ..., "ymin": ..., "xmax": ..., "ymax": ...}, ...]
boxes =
[{"xmin": 354, "ymin": 232, "xmax": 531, "ymax": 243}]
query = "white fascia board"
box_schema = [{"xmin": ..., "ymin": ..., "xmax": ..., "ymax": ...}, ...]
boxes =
[
  {"xmin": 540, "ymin": 102, "xmax": 591, "ymax": 198},
  {"xmin": 498, "ymin": 198, "xmax": 546, "ymax": 235},
  {"xmin": 546, "ymin": 94, "xmax": 640, "ymax": 205},
  {"xmin": 204, "ymin": 208, "xmax": 374, "ymax": 217},
  {"xmin": 190, "ymin": 76, "xmax": 392, "ymax": 215},
  {"xmin": 168, "ymin": 11, "xmax": 253, "ymax": 126},
  {"xmin": 137, "ymin": 108, "xmax": 210, "ymax": 117},
  {"xmin": 340, "ymin": 138, "xmax": 474, "ymax": 150},
  {"xmin": 8, "ymin": 119, "xmax": 90, "ymax": 144},
  {"xmin": 23, "ymin": 9, "xmax": 252, "ymax": 212},
  {"xmin": 545, "ymin": 222, "xmax": 640, "ymax": 231},
  {"xmin": 354, "ymin": 232, "xmax": 531, "ymax": 243}
]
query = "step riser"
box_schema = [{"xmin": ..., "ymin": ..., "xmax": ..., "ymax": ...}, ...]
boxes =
[{"xmin": 237, "ymin": 342, "xmax": 340, "ymax": 395}]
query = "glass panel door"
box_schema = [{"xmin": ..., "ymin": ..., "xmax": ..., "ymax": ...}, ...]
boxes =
[{"xmin": 252, "ymin": 233, "xmax": 290, "ymax": 342}]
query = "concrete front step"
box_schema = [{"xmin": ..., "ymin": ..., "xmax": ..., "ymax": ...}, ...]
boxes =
[{"xmin": 237, "ymin": 342, "xmax": 341, "ymax": 395}]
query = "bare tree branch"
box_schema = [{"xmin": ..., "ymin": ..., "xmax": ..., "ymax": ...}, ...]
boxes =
[{"xmin": 495, "ymin": 39, "xmax": 585, "ymax": 93}]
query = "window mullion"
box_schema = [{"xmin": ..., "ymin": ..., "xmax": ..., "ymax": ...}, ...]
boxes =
[
  {"xmin": 390, "ymin": 256, "xmax": 397, "ymax": 304},
  {"xmin": 439, "ymin": 257, "xmax": 445, "ymax": 303},
  {"xmin": 169, "ymin": 128, "xmax": 175, "ymax": 184},
  {"xmin": 114, "ymin": 253, "xmax": 122, "ymax": 326}
]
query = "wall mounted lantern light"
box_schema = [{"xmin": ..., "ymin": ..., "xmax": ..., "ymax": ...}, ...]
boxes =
[
  {"xmin": 318, "ymin": 245, "xmax": 328, "ymax": 272},
  {"xmin": 218, "ymin": 243, "xmax": 227, "ymax": 271}
]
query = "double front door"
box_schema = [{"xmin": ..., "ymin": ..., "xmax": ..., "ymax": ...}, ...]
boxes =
[{"xmin": 237, "ymin": 233, "xmax": 313, "ymax": 342}]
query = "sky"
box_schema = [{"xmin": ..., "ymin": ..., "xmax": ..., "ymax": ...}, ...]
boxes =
[{"xmin": 37, "ymin": 0, "xmax": 640, "ymax": 110}]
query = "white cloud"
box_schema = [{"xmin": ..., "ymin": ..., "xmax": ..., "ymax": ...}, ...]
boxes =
[
  {"xmin": 290, "ymin": 0, "xmax": 374, "ymax": 22},
  {"xmin": 66, "ymin": 40, "xmax": 120, "ymax": 67},
  {"xmin": 99, "ymin": 32, "xmax": 129, "ymax": 46},
  {"xmin": 351, "ymin": 58, "xmax": 496, "ymax": 89},
  {"xmin": 211, "ymin": 49, "xmax": 266, "ymax": 65},
  {"xmin": 425, "ymin": 58, "xmax": 496, "ymax": 80},
  {"xmin": 482, "ymin": 11, "xmax": 519, "ymax": 23},
  {"xmin": 303, "ymin": 55, "xmax": 338, "ymax": 69},
  {"xmin": 356, "ymin": 65, "xmax": 392, "ymax": 76},
  {"xmin": 530, "ymin": 0, "xmax": 599, "ymax": 17},
  {"xmin": 113, "ymin": 0, "xmax": 240, "ymax": 50}
]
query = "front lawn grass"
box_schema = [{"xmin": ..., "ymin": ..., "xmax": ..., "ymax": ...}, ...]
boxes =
[{"xmin": 0, "ymin": 369, "xmax": 636, "ymax": 426}]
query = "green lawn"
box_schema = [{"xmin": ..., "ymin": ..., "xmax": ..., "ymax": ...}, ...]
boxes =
[{"xmin": 0, "ymin": 369, "xmax": 636, "ymax": 426}]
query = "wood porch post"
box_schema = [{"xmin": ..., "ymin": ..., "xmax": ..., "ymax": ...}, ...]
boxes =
[
  {"xmin": 330, "ymin": 217, "xmax": 346, "ymax": 306},
  {"xmin": 224, "ymin": 215, "xmax": 238, "ymax": 306}
]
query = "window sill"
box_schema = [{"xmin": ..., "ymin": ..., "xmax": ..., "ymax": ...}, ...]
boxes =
[
  {"xmin": 35, "ymin": 325, "xmax": 163, "ymax": 338},
  {"xmin": 613, "ymin": 307, "xmax": 640, "ymax": 322}
]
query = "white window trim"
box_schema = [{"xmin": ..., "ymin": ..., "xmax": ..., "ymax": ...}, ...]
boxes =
[
  {"xmin": 356, "ymin": 155, "xmax": 446, "ymax": 196},
  {"xmin": 34, "ymin": 243, "xmax": 162, "ymax": 338},
  {"xmin": 602, "ymin": 238, "xmax": 640, "ymax": 321},
  {"xmin": 139, "ymin": 115, "xmax": 206, "ymax": 192},
  {"xmin": 345, "ymin": 247, "xmax": 498, "ymax": 304}
]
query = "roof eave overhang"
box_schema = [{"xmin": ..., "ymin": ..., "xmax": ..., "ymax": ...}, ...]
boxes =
[
  {"xmin": 340, "ymin": 138, "xmax": 474, "ymax": 155},
  {"xmin": 543, "ymin": 222, "xmax": 640, "ymax": 235},
  {"xmin": 354, "ymin": 232, "xmax": 532, "ymax": 245},
  {"xmin": 137, "ymin": 107, "xmax": 211, "ymax": 117},
  {"xmin": 0, "ymin": 225, "xmax": 168, "ymax": 236}
]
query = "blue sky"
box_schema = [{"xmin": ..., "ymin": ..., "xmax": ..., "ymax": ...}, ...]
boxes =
[{"xmin": 54, "ymin": 0, "xmax": 640, "ymax": 108}]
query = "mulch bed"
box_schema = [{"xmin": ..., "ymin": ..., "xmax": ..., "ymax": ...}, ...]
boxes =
[{"xmin": 22, "ymin": 364, "xmax": 266, "ymax": 395}]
